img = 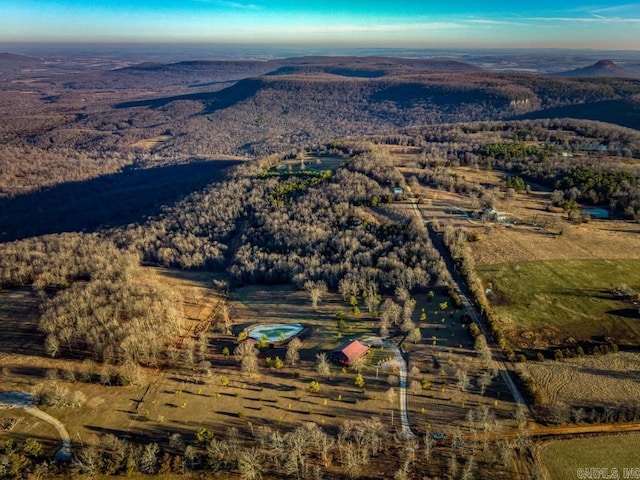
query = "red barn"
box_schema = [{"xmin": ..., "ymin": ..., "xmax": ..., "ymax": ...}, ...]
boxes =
[{"xmin": 331, "ymin": 339, "xmax": 369, "ymax": 366}]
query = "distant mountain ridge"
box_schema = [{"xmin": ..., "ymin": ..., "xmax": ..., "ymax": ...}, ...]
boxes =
[
  {"xmin": 0, "ymin": 52, "xmax": 38, "ymax": 64},
  {"xmin": 118, "ymin": 56, "xmax": 482, "ymax": 79},
  {"xmin": 556, "ymin": 59, "xmax": 640, "ymax": 79}
]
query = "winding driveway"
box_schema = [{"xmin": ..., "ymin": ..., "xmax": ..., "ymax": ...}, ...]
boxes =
[
  {"xmin": 362, "ymin": 336, "xmax": 416, "ymax": 440},
  {"xmin": 0, "ymin": 392, "xmax": 71, "ymax": 461}
]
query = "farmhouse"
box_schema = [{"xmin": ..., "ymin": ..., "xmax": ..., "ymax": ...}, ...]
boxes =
[
  {"xmin": 482, "ymin": 206, "xmax": 507, "ymax": 222},
  {"xmin": 331, "ymin": 339, "xmax": 369, "ymax": 366}
]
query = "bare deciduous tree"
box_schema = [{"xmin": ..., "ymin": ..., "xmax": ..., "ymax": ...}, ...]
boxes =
[
  {"xmin": 238, "ymin": 448, "xmax": 264, "ymax": 480},
  {"xmin": 139, "ymin": 443, "xmax": 159, "ymax": 475},
  {"xmin": 304, "ymin": 280, "xmax": 328, "ymax": 309},
  {"xmin": 286, "ymin": 337, "xmax": 303, "ymax": 366},
  {"xmin": 316, "ymin": 352, "xmax": 331, "ymax": 379},
  {"xmin": 477, "ymin": 369, "xmax": 495, "ymax": 396},
  {"xmin": 234, "ymin": 341, "xmax": 259, "ymax": 374},
  {"xmin": 456, "ymin": 369, "xmax": 470, "ymax": 392}
]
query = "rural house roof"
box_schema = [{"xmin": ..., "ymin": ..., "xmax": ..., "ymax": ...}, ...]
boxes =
[{"xmin": 331, "ymin": 339, "xmax": 369, "ymax": 366}]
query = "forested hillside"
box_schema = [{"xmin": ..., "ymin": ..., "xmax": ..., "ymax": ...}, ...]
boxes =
[{"xmin": 1, "ymin": 56, "xmax": 639, "ymax": 204}]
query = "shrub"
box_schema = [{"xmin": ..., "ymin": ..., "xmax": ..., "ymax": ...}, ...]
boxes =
[{"xmin": 468, "ymin": 323, "xmax": 481, "ymax": 338}]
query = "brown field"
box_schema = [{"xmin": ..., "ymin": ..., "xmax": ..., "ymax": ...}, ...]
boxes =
[
  {"xmin": 271, "ymin": 152, "xmax": 346, "ymax": 173},
  {"xmin": 454, "ymin": 166, "xmax": 640, "ymax": 265},
  {"xmin": 471, "ymin": 219, "xmax": 640, "ymax": 265},
  {"xmin": 396, "ymin": 160, "xmax": 640, "ymax": 266},
  {"xmin": 524, "ymin": 352, "xmax": 640, "ymax": 408},
  {"xmin": 130, "ymin": 135, "xmax": 172, "ymax": 149}
]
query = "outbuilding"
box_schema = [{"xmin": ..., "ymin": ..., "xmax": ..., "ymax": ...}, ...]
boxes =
[{"xmin": 331, "ymin": 339, "xmax": 369, "ymax": 366}]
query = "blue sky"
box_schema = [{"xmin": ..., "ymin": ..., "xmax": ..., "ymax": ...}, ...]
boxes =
[{"xmin": 2, "ymin": 0, "xmax": 640, "ymax": 48}]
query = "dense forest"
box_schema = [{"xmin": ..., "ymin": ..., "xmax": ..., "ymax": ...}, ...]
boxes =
[
  {"xmin": 2, "ymin": 57, "xmax": 640, "ymax": 203},
  {"xmin": 119, "ymin": 147, "xmax": 446, "ymax": 290}
]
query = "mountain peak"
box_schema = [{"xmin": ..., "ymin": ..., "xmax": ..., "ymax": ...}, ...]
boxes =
[
  {"xmin": 555, "ymin": 59, "xmax": 639, "ymax": 79},
  {"xmin": 593, "ymin": 59, "xmax": 617, "ymax": 69}
]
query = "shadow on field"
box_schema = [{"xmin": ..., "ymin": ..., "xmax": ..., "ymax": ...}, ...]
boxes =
[
  {"xmin": 114, "ymin": 78, "xmax": 261, "ymax": 115},
  {"xmin": 579, "ymin": 367, "xmax": 640, "ymax": 382},
  {"xmin": 0, "ymin": 160, "xmax": 239, "ymax": 241},
  {"xmin": 607, "ymin": 308, "xmax": 640, "ymax": 319},
  {"xmin": 552, "ymin": 289, "xmax": 615, "ymax": 301}
]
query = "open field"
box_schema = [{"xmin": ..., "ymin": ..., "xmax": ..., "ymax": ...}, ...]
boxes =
[
  {"xmin": 477, "ymin": 259, "xmax": 640, "ymax": 347},
  {"xmin": 394, "ymin": 151, "xmax": 640, "ymax": 349},
  {"xmin": 524, "ymin": 352, "xmax": 640, "ymax": 408},
  {"xmin": 0, "ymin": 269, "xmax": 527, "ymax": 477},
  {"xmin": 130, "ymin": 135, "xmax": 172, "ymax": 149},
  {"xmin": 269, "ymin": 152, "xmax": 346, "ymax": 174},
  {"xmin": 470, "ymin": 219, "xmax": 640, "ymax": 266},
  {"xmin": 538, "ymin": 434, "xmax": 640, "ymax": 480},
  {"xmin": 396, "ymin": 159, "xmax": 640, "ymax": 267}
]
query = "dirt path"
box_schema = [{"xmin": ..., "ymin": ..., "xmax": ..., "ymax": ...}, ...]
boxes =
[
  {"xmin": 24, "ymin": 406, "xmax": 72, "ymax": 461},
  {"xmin": 482, "ymin": 421, "xmax": 640, "ymax": 442},
  {"xmin": 405, "ymin": 189, "xmax": 528, "ymax": 408},
  {"xmin": 0, "ymin": 391, "xmax": 71, "ymax": 461},
  {"xmin": 363, "ymin": 336, "xmax": 416, "ymax": 440},
  {"xmin": 527, "ymin": 421, "xmax": 640, "ymax": 438}
]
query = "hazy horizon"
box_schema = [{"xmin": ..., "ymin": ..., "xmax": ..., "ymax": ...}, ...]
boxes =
[{"xmin": 2, "ymin": 1, "xmax": 640, "ymax": 50}]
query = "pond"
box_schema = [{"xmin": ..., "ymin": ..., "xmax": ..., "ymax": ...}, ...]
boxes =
[
  {"xmin": 582, "ymin": 207, "xmax": 610, "ymax": 219},
  {"xmin": 247, "ymin": 323, "xmax": 304, "ymax": 343}
]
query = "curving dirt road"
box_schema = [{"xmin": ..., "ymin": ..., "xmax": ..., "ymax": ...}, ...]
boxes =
[
  {"xmin": 0, "ymin": 392, "xmax": 71, "ymax": 461},
  {"xmin": 24, "ymin": 406, "xmax": 72, "ymax": 461},
  {"xmin": 362, "ymin": 336, "xmax": 416, "ymax": 440}
]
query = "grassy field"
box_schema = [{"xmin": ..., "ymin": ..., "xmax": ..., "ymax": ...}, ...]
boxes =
[
  {"xmin": 539, "ymin": 434, "xmax": 640, "ymax": 480},
  {"xmin": 477, "ymin": 259, "xmax": 640, "ymax": 347},
  {"xmin": 0, "ymin": 268, "xmax": 526, "ymax": 478}
]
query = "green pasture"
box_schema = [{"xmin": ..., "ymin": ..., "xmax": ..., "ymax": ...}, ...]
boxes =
[
  {"xmin": 478, "ymin": 259, "xmax": 640, "ymax": 344},
  {"xmin": 541, "ymin": 434, "xmax": 640, "ymax": 480}
]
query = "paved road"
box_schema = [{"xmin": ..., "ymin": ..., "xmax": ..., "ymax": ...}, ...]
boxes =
[{"xmin": 362, "ymin": 336, "xmax": 416, "ymax": 440}]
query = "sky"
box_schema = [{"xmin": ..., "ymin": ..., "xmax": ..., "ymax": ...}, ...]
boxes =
[{"xmin": 2, "ymin": 0, "xmax": 640, "ymax": 49}]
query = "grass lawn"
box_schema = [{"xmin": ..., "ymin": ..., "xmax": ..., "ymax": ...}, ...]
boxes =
[
  {"xmin": 540, "ymin": 434, "xmax": 640, "ymax": 480},
  {"xmin": 478, "ymin": 259, "xmax": 640, "ymax": 345}
]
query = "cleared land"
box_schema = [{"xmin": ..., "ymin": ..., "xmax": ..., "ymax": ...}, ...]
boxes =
[
  {"xmin": 477, "ymin": 259, "xmax": 640, "ymax": 347},
  {"xmin": 524, "ymin": 352, "xmax": 640, "ymax": 408},
  {"xmin": 539, "ymin": 434, "xmax": 640, "ymax": 480},
  {"xmin": 0, "ymin": 270, "xmax": 524, "ymax": 478},
  {"xmin": 130, "ymin": 135, "xmax": 172, "ymax": 149},
  {"xmin": 268, "ymin": 152, "xmax": 346, "ymax": 174}
]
